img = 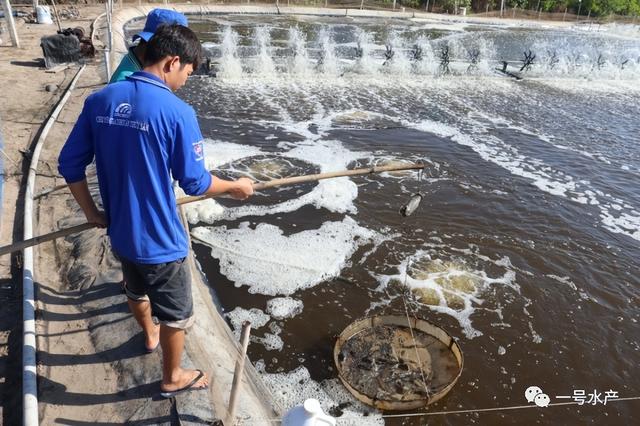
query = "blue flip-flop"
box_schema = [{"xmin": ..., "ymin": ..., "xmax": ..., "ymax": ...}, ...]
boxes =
[{"xmin": 160, "ymin": 370, "xmax": 208, "ymax": 399}]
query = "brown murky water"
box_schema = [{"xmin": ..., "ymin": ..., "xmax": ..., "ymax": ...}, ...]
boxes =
[{"xmin": 134, "ymin": 15, "xmax": 640, "ymax": 424}]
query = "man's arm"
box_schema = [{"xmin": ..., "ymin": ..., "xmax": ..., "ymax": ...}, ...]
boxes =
[
  {"xmin": 204, "ymin": 176, "xmax": 254, "ymax": 200},
  {"xmin": 59, "ymin": 99, "xmax": 107, "ymax": 227},
  {"xmin": 68, "ymin": 180, "xmax": 107, "ymax": 227},
  {"xmin": 171, "ymin": 109, "xmax": 254, "ymax": 200}
]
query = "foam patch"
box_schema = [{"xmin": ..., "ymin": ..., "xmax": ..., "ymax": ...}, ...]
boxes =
[
  {"xmin": 256, "ymin": 363, "xmax": 383, "ymax": 425},
  {"xmin": 225, "ymin": 307, "xmax": 270, "ymax": 339},
  {"xmin": 192, "ymin": 217, "xmax": 382, "ymax": 296},
  {"xmin": 184, "ymin": 140, "xmax": 365, "ymax": 224},
  {"xmin": 375, "ymin": 249, "xmax": 518, "ymax": 339},
  {"xmin": 266, "ymin": 297, "xmax": 304, "ymax": 320}
]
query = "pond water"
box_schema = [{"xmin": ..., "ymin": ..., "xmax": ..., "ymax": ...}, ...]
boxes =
[{"xmin": 131, "ymin": 14, "xmax": 640, "ymax": 424}]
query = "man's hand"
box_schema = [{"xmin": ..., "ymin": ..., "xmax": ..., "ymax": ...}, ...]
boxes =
[
  {"xmin": 228, "ymin": 177, "xmax": 254, "ymax": 200},
  {"xmin": 86, "ymin": 210, "xmax": 108, "ymax": 228},
  {"xmin": 68, "ymin": 180, "xmax": 108, "ymax": 228}
]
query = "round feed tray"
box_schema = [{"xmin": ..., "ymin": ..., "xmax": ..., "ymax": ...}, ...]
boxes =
[{"xmin": 334, "ymin": 315, "xmax": 463, "ymax": 411}]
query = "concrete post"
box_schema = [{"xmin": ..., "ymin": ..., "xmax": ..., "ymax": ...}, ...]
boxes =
[{"xmin": 1, "ymin": 0, "xmax": 20, "ymax": 48}]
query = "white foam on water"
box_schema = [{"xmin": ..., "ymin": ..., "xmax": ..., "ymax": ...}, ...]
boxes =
[
  {"xmin": 573, "ymin": 22, "xmax": 640, "ymax": 41},
  {"xmin": 202, "ymin": 139, "xmax": 263, "ymax": 170},
  {"xmin": 408, "ymin": 118, "xmax": 580, "ymax": 197},
  {"xmin": 407, "ymin": 118, "xmax": 640, "ymax": 242},
  {"xmin": 225, "ymin": 307, "xmax": 270, "ymax": 340},
  {"xmin": 256, "ymin": 363, "xmax": 383, "ymax": 425},
  {"xmin": 226, "ymin": 308, "xmax": 285, "ymax": 351},
  {"xmin": 253, "ymin": 322, "xmax": 284, "ymax": 351},
  {"xmin": 192, "ymin": 217, "xmax": 383, "ymax": 296},
  {"xmin": 285, "ymin": 139, "xmax": 369, "ymax": 171},
  {"xmin": 374, "ymin": 249, "xmax": 518, "ymax": 339},
  {"xmin": 184, "ymin": 198, "xmax": 224, "ymax": 225},
  {"xmin": 185, "ymin": 139, "xmax": 365, "ymax": 224},
  {"xmin": 600, "ymin": 209, "xmax": 640, "ymax": 241},
  {"xmin": 546, "ymin": 274, "xmax": 578, "ymax": 291},
  {"xmin": 266, "ymin": 297, "xmax": 304, "ymax": 320}
]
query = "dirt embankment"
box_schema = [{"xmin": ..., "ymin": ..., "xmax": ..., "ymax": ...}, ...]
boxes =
[
  {"xmin": 0, "ymin": 5, "xmax": 104, "ymax": 423},
  {"xmin": 0, "ymin": 5, "xmax": 175, "ymax": 424},
  {"xmin": 0, "ymin": 5, "xmax": 272, "ymax": 424}
]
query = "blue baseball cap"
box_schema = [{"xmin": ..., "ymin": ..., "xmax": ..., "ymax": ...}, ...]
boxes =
[{"xmin": 133, "ymin": 9, "xmax": 188, "ymax": 42}]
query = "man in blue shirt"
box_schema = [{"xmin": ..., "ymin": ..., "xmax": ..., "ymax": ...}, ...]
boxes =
[
  {"xmin": 110, "ymin": 9, "xmax": 188, "ymax": 83},
  {"xmin": 59, "ymin": 24, "xmax": 253, "ymax": 397}
]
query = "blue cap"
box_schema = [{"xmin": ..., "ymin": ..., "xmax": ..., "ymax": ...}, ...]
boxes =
[{"xmin": 133, "ymin": 9, "xmax": 188, "ymax": 42}]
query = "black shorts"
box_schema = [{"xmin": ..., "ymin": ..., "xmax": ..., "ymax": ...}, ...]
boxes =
[{"xmin": 119, "ymin": 256, "xmax": 194, "ymax": 329}]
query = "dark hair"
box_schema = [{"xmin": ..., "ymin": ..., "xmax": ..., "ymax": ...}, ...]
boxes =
[{"xmin": 143, "ymin": 24, "xmax": 202, "ymax": 70}]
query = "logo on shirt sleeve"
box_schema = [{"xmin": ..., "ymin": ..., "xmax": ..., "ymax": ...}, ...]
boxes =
[
  {"xmin": 193, "ymin": 141, "xmax": 204, "ymax": 161},
  {"xmin": 114, "ymin": 102, "xmax": 132, "ymax": 118}
]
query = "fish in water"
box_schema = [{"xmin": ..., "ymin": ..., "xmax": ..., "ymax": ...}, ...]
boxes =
[{"xmin": 399, "ymin": 193, "xmax": 423, "ymax": 217}]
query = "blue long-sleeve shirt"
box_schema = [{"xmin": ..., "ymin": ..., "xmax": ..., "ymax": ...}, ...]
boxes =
[{"xmin": 58, "ymin": 71, "xmax": 211, "ymax": 264}]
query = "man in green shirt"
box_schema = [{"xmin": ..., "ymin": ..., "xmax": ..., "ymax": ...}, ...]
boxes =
[{"xmin": 109, "ymin": 9, "xmax": 188, "ymax": 83}]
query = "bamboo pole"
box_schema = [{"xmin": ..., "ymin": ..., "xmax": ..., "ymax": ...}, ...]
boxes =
[
  {"xmin": 227, "ymin": 321, "xmax": 252, "ymax": 425},
  {"xmin": 0, "ymin": 163, "xmax": 424, "ymax": 257},
  {"xmin": 178, "ymin": 163, "xmax": 424, "ymax": 205},
  {"xmin": 49, "ymin": 0, "xmax": 62, "ymax": 32}
]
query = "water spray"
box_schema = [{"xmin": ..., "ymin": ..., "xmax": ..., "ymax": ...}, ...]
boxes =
[
  {"xmin": 467, "ymin": 48, "xmax": 480, "ymax": 73},
  {"xmin": 411, "ymin": 44, "xmax": 423, "ymax": 62},
  {"xmin": 354, "ymin": 42, "xmax": 363, "ymax": 59},
  {"xmin": 383, "ymin": 44, "xmax": 395, "ymax": 67},
  {"xmin": 438, "ymin": 45, "xmax": 451, "ymax": 75},
  {"xmin": 547, "ymin": 50, "xmax": 559, "ymax": 70},
  {"xmin": 519, "ymin": 49, "xmax": 536, "ymax": 72}
]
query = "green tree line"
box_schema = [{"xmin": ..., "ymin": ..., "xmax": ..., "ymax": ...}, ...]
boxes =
[{"xmin": 399, "ymin": 0, "xmax": 640, "ymax": 16}]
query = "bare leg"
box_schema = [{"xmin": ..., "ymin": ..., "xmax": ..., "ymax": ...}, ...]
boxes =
[
  {"xmin": 159, "ymin": 324, "xmax": 209, "ymax": 391},
  {"xmin": 127, "ymin": 299, "xmax": 160, "ymax": 351}
]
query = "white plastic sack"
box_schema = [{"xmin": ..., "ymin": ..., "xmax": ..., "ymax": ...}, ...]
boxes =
[{"xmin": 36, "ymin": 5, "xmax": 53, "ymax": 25}]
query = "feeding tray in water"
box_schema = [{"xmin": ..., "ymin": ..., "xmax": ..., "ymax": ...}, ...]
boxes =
[{"xmin": 334, "ymin": 315, "xmax": 463, "ymax": 411}]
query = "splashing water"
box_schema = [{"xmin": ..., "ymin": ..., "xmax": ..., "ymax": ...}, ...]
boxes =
[{"xmin": 218, "ymin": 26, "xmax": 243, "ymax": 78}]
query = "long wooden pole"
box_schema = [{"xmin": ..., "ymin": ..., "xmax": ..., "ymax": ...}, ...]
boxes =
[
  {"xmin": 227, "ymin": 321, "xmax": 251, "ymax": 425},
  {"xmin": 49, "ymin": 0, "xmax": 62, "ymax": 32},
  {"xmin": 178, "ymin": 163, "xmax": 424, "ymax": 205},
  {"xmin": 0, "ymin": 163, "xmax": 423, "ymax": 257}
]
